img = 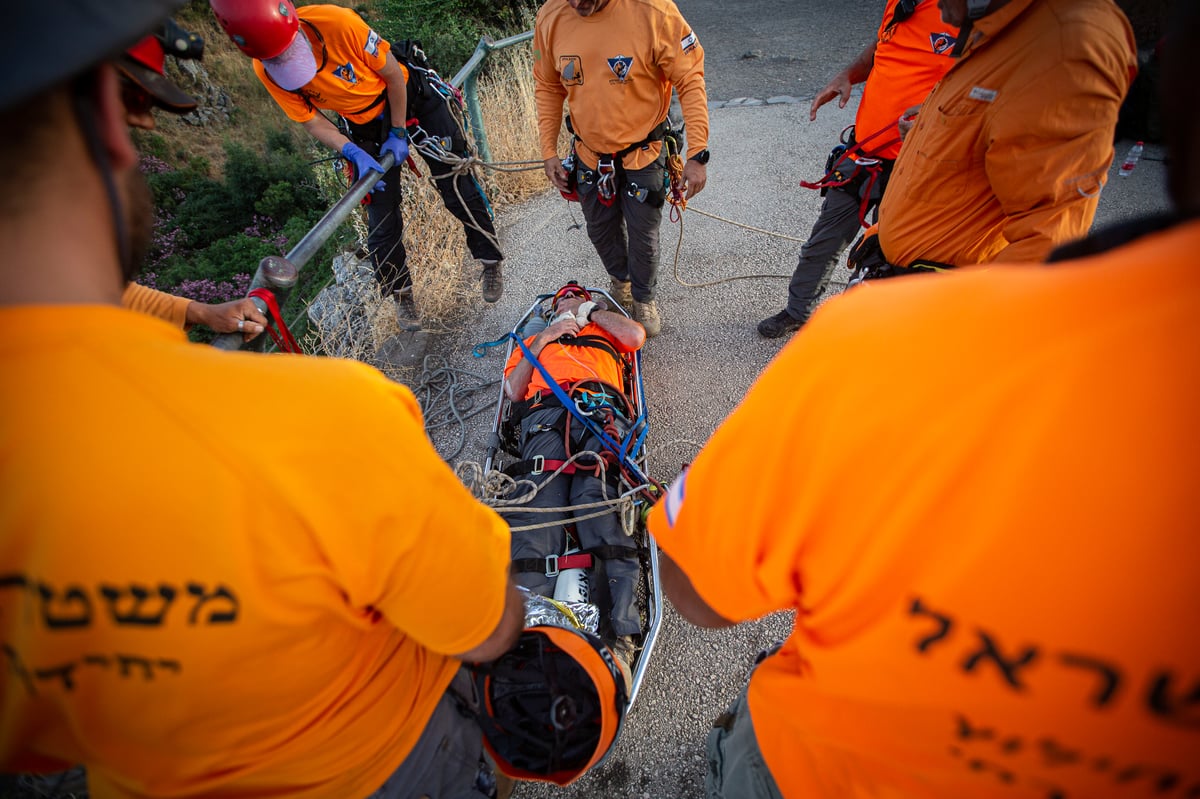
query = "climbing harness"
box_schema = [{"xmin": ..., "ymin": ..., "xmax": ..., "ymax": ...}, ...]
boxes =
[{"xmin": 799, "ymin": 122, "xmax": 899, "ymax": 228}]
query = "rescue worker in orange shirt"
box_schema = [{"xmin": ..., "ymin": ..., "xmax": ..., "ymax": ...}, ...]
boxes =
[
  {"xmin": 502, "ymin": 283, "xmax": 646, "ymax": 671},
  {"xmin": 117, "ymin": 22, "xmax": 268, "ymax": 342},
  {"xmin": 647, "ymin": 3, "xmax": 1200, "ymax": 796},
  {"xmin": 855, "ymin": 0, "xmax": 1137, "ymax": 276},
  {"xmin": 757, "ymin": 0, "xmax": 955, "ymax": 339},
  {"xmin": 0, "ymin": 3, "xmax": 526, "ymax": 797},
  {"xmin": 534, "ymin": 0, "xmax": 710, "ymax": 338},
  {"xmin": 210, "ymin": 0, "xmax": 506, "ymax": 333}
]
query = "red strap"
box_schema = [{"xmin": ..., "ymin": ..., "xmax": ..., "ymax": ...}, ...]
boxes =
[
  {"xmin": 248, "ymin": 287, "xmax": 302, "ymax": 354},
  {"xmin": 532, "ymin": 458, "xmax": 574, "ymax": 475},
  {"xmin": 557, "ymin": 553, "xmax": 593, "ymax": 570}
]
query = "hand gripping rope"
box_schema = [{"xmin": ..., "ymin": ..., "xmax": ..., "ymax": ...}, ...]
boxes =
[{"xmin": 247, "ymin": 287, "xmax": 302, "ymax": 354}]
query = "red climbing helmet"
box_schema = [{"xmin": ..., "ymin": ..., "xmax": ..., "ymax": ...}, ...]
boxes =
[
  {"xmin": 552, "ymin": 281, "xmax": 592, "ymax": 307},
  {"xmin": 208, "ymin": 0, "xmax": 299, "ymax": 60},
  {"xmin": 473, "ymin": 625, "xmax": 628, "ymax": 786}
]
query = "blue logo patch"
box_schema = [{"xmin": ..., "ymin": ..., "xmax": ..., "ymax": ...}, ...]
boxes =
[
  {"xmin": 607, "ymin": 55, "xmax": 633, "ymax": 82},
  {"xmin": 333, "ymin": 61, "xmax": 358, "ymax": 85},
  {"xmin": 930, "ymin": 32, "xmax": 958, "ymax": 55}
]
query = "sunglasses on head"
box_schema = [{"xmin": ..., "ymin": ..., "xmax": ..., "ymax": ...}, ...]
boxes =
[{"xmin": 552, "ymin": 284, "xmax": 592, "ymax": 305}]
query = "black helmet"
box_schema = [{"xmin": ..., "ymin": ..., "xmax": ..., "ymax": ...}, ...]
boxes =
[
  {"xmin": 473, "ymin": 625, "xmax": 629, "ymax": 786},
  {"xmin": 4, "ymin": 0, "xmax": 187, "ymax": 111}
]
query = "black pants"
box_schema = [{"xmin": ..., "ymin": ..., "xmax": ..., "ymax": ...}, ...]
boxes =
[
  {"xmin": 504, "ymin": 406, "xmax": 641, "ymax": 637},
  {"xmin": 347, "ymin": 91, "xmax": 502, "ymax": 297}
]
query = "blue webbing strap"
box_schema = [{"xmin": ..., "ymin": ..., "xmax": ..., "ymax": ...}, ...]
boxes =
[{"xmin": 512, "ymin": 333, "xmax": 652, "ymax": 486}]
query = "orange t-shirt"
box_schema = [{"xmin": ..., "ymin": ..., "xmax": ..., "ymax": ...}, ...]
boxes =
[
  {"xmin": 649, "ymin": 219, "xmax": 1200, "ymax": 798},
  {"xmin": 854, "ymin": 0, "xmax": 957, "ymax": 161},
  {"xmin": 504, "ymin": 325, "xmax": 630, "ymax": 399},
  {"xmin": 0, "ymin": 307, "xmax": 511, "ymax": 798},
  {"xmin": 255, "ymin": 4, "xmax": 405, "ymax": 125},
  {"xmin": 533, "ymin": 0, "xmax": 709, "ymax": 170},
  {"xmin": 878, "ymin": 0, "xmax": 1137, "ymax": 268}
]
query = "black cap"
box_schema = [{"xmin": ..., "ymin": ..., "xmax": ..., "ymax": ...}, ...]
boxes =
[{"xmin": 4, "ymin": 0, "xmax": 188, "ymax": 111}]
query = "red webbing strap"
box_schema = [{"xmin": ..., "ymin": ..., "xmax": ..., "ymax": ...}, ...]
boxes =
[
  {"xmin": 799, "ymin": 121, "xmax": 901, "ymax": 192},
  {"xmin": 248, "ymin": 287, "xmax": 302, "ymax": 354}
]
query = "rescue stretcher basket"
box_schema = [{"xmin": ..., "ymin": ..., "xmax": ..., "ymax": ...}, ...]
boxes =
[{"xmin": 482, "ymin": 288, "xmax": 663, "ymax": 709}]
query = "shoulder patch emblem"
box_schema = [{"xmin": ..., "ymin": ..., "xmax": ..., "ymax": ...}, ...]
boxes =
[
  {"xmin": 930, "ymin": 31, "xmax": 958, "ymax": 54},
  {"xmin": 681, "ymin": 31, "xmax": 698, "ymax": 53},
  {"xmin": 365, "ymin": 29, "xmax": 381, "ymax": 57},
  {"xmin": 560, "ymin": 55, "xmax": 583, "ymax": 85},
  {"xmin": 333, "ymin": 61, "xmax": 358, "ymax": 85},
  {"xmin": 607, "ymin": 55, "xmax": 633, "ymax": 82}
]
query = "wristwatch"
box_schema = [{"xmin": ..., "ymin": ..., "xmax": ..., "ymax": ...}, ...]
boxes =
[{"xmin": 688, "ymin": 149, "xmax": 710, "ymax": 165}]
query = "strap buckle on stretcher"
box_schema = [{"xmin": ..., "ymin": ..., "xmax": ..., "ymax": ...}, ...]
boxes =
[
  {"xmin": 531, "ymin": 455, "xmax": 545, "ymax": 475},
  {"xmin": 544, "ymin": 552, "xmax": 594, "ymax": 577}
]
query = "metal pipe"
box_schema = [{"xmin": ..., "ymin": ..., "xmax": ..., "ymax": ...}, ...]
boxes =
[{"xmin": 212, "ymin": 152, "xmax": 396, "ymax": 351}]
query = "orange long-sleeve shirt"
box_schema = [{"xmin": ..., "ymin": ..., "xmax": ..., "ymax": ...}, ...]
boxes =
[
  {"xmin": 878, "ymin": 0, "xmax": 1136, "ymax": 268},
  {"xmin": 121, "ymin": 282, "xmax": 190, "ymax": 329},
  {"xmin": 533, "ymin": 0, "xmax": 708, "ymax": 170}
]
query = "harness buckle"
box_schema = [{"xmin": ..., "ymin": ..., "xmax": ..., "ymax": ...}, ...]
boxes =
[
  {"xmin": 544, "ymin": 553, "xmax": 559, "ymax": 577},
  {"xmin": 531, "ymin": 454, "xmax": 546, "ymax": 475},
  {"xmin": 626, "ymin": 182, "xmax": 648, "ymax": 203},
  {"xmin": 596, "ymin": 156, "xmax": 617, "ymax": 205}
]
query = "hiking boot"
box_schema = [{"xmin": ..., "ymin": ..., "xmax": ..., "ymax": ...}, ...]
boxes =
[
  {"xmin": 632, "ymin": 299, "xmax": 661, "ymax": 337},
  {"xmin": 393, "ymin": 288, "xmax": 421, "ymax": 332},
  {"xmin": 757, "ymin": 309, "xmax": 804, "ymax": 339},
  {"xmin": 609, "ymin": 635, "xmax": 637, "ymax": 695},
  {"xmin": 481, "ymin": 260, "xmax": 503, "ymax": 303},
  {"xmin": 609, "ymin": 278, "xmax": 633, "ymax": 310}
]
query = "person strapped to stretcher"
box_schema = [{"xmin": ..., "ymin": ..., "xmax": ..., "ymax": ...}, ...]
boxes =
[{"xmin": 501, "ymin": 283, "xmax": 647, "ymax": 653}]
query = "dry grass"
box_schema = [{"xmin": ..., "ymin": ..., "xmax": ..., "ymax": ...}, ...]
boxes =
[{"xmin": 151, "ymin": 5, "xmax": 554, "ymax": 363}]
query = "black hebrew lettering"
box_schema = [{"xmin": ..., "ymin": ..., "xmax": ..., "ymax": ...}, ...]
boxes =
[
  {"xmin": 999, "ymin": 736, "xmax": 1023, "ymax": 754},
  {"xmin": 1059, "ymin": 653, "xmax": 1122, "ymax": 708},
  {"xmin": 1038, "ymin": 737, "xmax": 1082, "ymax": 768},
  {"xmin": 955, "ymin": 715, "xmax": 997, "ymax": 742},
  {"xmin": 1026, "ymin": 779, "xmax": 1068, "ymax": 799},
  {"xmin": 34, "ymin": 663, "xmax": 77, "ymax": 691},
  {"xmin": 117, "ymin": 654, "xmax": 156, "ymax": 680},
  {"xmin": 966, "ymin": 758, "xmax": 1016, "ymax": 784},
  {"xmin": 0, "ymin": 573, "xmax": 28, "ymax": 591},
  {"xmin": 2, "ymin": 642, "xmax": 36, "ymax": 696},
  {"xmin": 1114, "ymin": 765, "xmax": 1182, "ymax": 794},
  {"xmin": 37, "ymin": 583, "xmax": 92, "ymax": 629},
  {"xmin": 156, "ymin": 659, "xmax": 181, "ymax": 673},
  {"xmin": 909, "ymin": 596, "xmax": 954, "ymax": 654},
  {"xmin": 99, "ymin": 584, "xmax": 176, "ymax": 627},
  {"xmin": 961, "ymin": 630, "xmax": 1039, "ymax": 691},
  {"xmin": 1147, "ymin": 672, "xmax": 1200, "ymax": 729},
  {"xmin": 186, "ymin": 583, "xmax": 239, "ymax": 625},
  {"xmin": 83, "ymin": 655, "xmax": 110, "ymax": 668}
]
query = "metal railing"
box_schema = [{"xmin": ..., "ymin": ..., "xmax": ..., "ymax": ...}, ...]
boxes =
[
  {"xmin": 214, "ymin": 29, "xmax": 535, "ymax": 353},
  {"xmin": 452, "ymin": 30, "xmax": 534, "ymax": 165}
]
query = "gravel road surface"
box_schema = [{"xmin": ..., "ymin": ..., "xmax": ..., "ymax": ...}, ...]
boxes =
[{"xmin": 424, "ymin": 3, "xmax": 1172, "ymax": 796}]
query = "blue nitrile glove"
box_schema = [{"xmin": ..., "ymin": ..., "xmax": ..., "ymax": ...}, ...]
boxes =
[
  {"xmin": 380, "ymin": 128, "xmax": 409, "ymax": 168},
  {"xmin": 341, "ymin": 142, "xmax": 387, "ymax": 193}
]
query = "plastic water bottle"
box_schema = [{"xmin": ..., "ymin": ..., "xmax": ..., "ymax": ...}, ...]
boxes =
[
  {"xmin": 552, "ymin": 546, "xmax": 590, "ymax": 603},
  {"xmin": 1118, "ymin": 141, "xmax": 1143, "ymax": 177}
]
